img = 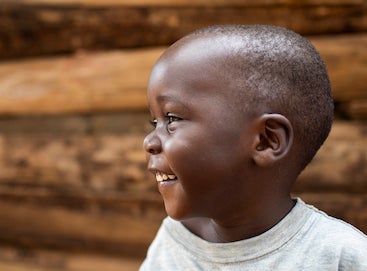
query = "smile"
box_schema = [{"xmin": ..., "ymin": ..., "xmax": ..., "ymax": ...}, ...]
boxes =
[{"xmin": 155, "ymin": 172, "xmax": 177, "ymax": 182}]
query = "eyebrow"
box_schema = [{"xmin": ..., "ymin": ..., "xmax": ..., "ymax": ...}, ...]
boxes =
[{"xmin": 156, "ymin": 94, "xmax": 189, "ymax": 110}]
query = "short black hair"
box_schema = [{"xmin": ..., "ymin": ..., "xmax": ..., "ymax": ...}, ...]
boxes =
[{"xmin": 186, "ymin": 25, "xmax": 334, "ymax": 171}]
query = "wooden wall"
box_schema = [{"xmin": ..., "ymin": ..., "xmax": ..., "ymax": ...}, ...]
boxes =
[{"xmin": 0, "ymin": 0, "xmax": 366, "ymax": 270}]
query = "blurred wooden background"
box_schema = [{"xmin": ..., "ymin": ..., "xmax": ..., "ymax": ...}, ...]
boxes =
[{"xmin": 0, "ymin": 0, "xmax": 366, "ymax": 270}]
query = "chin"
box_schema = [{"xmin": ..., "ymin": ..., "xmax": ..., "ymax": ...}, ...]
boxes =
[
  {"xmin": 166, "ymin": 209, "xmax": 187, "ymax": 221},
  {"xmin": 164, "ymin": 203, "xmax": 193, "ymax": 221}
]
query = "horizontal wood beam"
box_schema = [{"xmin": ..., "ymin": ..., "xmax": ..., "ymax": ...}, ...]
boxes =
[
  {"xmin": 0, "ymin": 120, "xmax": 365, "ymax": 198},
  {"xmin": 0, "ymin": 197, "xmax": 165, "ymax": 258},
  {"xmin": 295, "ymin": 121, "xmax": 367, "ymax": 193},
  {"xmin": 0, "ymin": 245, "xmax": 142, "ymax": 271},
  {"xmin": 312, "ymin": 34, "xmax": 367, "ymax": 102},
  {"xmin": 338, "ymin": 99, "xmax": 367, "ymax": 119},
  {"xmin": 0, "ymin": 48, "xmax": 161, "ymax": 115},
  {"xmin": 0, "ymin": 34, "xmax": 366, "ymax": 118},
  {"xmin": 0, "ymin": 192, "xmax": 365, "ymax": 257},
  {"xmin": 7, "ymin": 0, "xmax": 365, "ymax": 7},
  {"xmin": 0, "ymin": 3, "xmax": 366, "ymax": 59}
]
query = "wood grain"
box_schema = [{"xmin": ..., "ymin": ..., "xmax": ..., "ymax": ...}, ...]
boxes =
[
  {"xmin": 7, "ymin": 0, "xmax": 365, "ymax": 6},
  {"xmin": 0, "ymin": 34, "xmax": 366, "ymax": 118},
  {"xmin": 0, "ymin": 120, "xmax": 364, "ymax": 193},
  {"xmin": 0, "ymin": 2, "xmax": 366, "ymax": 58}
]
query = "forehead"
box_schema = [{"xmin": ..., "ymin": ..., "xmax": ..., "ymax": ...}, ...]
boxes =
[{"xmin": 148, "ymin": 36, "xmax": 238, "ymax": 103}]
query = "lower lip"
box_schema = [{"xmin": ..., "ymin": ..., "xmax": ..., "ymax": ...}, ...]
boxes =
[
  {"xmin": 157, "ymin": 179, "xmax": 178, "ymax": 190},
  {"xmin": 158, "ymin": 179, "xmax": 177, "ymax": 185}
]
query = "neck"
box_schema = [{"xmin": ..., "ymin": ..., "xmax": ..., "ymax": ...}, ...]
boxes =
[{"xmin": 182, "ymin": 196, "xmax": 295, "ymax": 243}]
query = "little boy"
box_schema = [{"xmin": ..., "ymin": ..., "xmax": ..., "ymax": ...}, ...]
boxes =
[{"xmin": 140, "ymin": 25, "xmax": 367, "ymax": 270}]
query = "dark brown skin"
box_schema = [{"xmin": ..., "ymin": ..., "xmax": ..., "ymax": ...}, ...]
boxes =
[{"xmin": 143, "ymin": 35, "xmax": 297, "ymax": 243}]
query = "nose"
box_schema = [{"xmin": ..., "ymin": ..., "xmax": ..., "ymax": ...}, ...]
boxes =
[{"xmin": 143, "ymin": 131, "xmax": 162, "ymax": 154}]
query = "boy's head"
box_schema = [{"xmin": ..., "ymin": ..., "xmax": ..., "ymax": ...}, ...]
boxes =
[{"xmin": 144, "ymin": 25, "xmax": 334, "ymax": 220}]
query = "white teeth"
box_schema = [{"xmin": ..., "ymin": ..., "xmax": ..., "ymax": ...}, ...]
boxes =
[
  {"xmin": 156, "ymin": 173, "xmax": 163, "ymax": 182},
  {"xmin": 155, "ymin": 172, "xmax": 177, "ymax": 182}
]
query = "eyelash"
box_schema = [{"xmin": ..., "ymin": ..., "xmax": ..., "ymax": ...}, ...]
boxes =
[
  {"xmin": 149, "ymin": 113, "xmax": 182, "ymax": 128},
  {"xmin": 167, "ymin": 114, "xmax": 182, "ymax": 124},
  {"xmin": 149, "ymin": 119, "xmax": 158, "ymax": 128}
]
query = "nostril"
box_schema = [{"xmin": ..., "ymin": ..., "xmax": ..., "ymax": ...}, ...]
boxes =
[
  {"xmin": 148, "ymin": 144, "xmax": 162, "ymax": 155},
  {"xmin": 144, "ymin": 133, "xmax": 162, "ymax": 154},
  {"xmin": 149, "ymin": 147, "xmax": 157, "ymax": 154}
]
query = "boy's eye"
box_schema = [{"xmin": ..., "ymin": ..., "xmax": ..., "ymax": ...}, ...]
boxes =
[
  {"xmin": 167, "ymin": 114, "xmax": 182, "ymax": 124},
  {"xmin": 149, "ymin": 119, "xmax": 157, "ymax": 128},
  {"xmin": 149, "ymin": 114, "xmax": 182, "ymax": 131},
  {"xmin": 166, "ymin": 113, "xmax": 183, "ymax": 133}
]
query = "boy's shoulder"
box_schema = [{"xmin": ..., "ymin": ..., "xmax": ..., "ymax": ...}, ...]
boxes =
[
  {"xmin": 303, "ymin": 201, "xmax": 366, "ymax": 242},
  {"xmin": 296, "ymin": 200, "xmax": 367, "ymax": 266}
]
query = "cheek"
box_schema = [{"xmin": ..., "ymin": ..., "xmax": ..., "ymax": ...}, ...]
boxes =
[
  {"xmin": 163, "ymin": 122, "xmax": 248, "ymax": 178},
  {"xmin": 164, "ymin": 136, "xmax": 207, "ymax": 173},
  {"xmin": 166, "ymin": 136, "xmax": 217, "ymax": 190},
  {"xmin": 164, "ymin": 133, "xmax": 233, "ymax": 181}
]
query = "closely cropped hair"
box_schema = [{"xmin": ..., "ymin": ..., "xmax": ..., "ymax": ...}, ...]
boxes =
[{"xmin": 188, "ymin": 25, "xmax": 334, "ymax": 171}]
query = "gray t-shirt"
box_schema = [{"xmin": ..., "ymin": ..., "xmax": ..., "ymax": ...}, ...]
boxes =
[{"xmin": 139, "ymin": 198, "xmax": 367, "ymax": 270}]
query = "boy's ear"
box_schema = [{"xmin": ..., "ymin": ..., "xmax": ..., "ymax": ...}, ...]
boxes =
[{"xmin": 252, "ymin": 114, "xmax": 293, "ymax": 167}]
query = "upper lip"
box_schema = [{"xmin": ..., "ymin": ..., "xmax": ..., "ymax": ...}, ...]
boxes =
[{"xmin": 148, "ymin": 166, "xmax": 172, "ymax": 174}]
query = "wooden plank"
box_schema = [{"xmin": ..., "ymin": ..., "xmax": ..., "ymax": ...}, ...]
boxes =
[
  {"xmin": 0, "ymin": 3, "xmax": 366, "ymax": 59},
  {"xmin": 0, "ymin": 194, "xmax": 165, "ymax": 257},
  {"xmin": 0, "ymin": 120, "xmax": 365, "ymax": 193},
  {"xmin": 6, "ymin": 0, "xmax": 365, "ymax": 7},
  {"xmin": 0, "ymin": 191, "xmax": 364, "ymax": 257},
  {"xmin": 0, "ymin": 133, "xmax": 156, "ymax": 192},
  {"xmin": 0, "ymin": 246, "xmax": 142, "ymax": 271},
  {"xmin": 0, "ymin": 112, "xmax": 151, "ymax": 135},
  {"xmin": 0, "ymin": 48, "xmax": 161, "ymax": 115},
  {"xmin": 311, "ymin": 34, "xmax": 367, "ymax": 102},
  {"xmin": 338, "ymin": 100, "xmax": 367, "ymax": 119},
  {"xmin": 0, "ymin": 34, "xmax": 366, "ymax": 117},
  {"xmin": 295, "ymin": 121, "xmax": 367, "ymax": 193},
  {"xmin": 0, "ymin": 120, "xmax": 364, "ymax": 192}
]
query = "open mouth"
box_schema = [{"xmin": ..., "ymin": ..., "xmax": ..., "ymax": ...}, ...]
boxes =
[{"xmin": 155, "ymin": 172, "xmax": 178, "ymax": 182}]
